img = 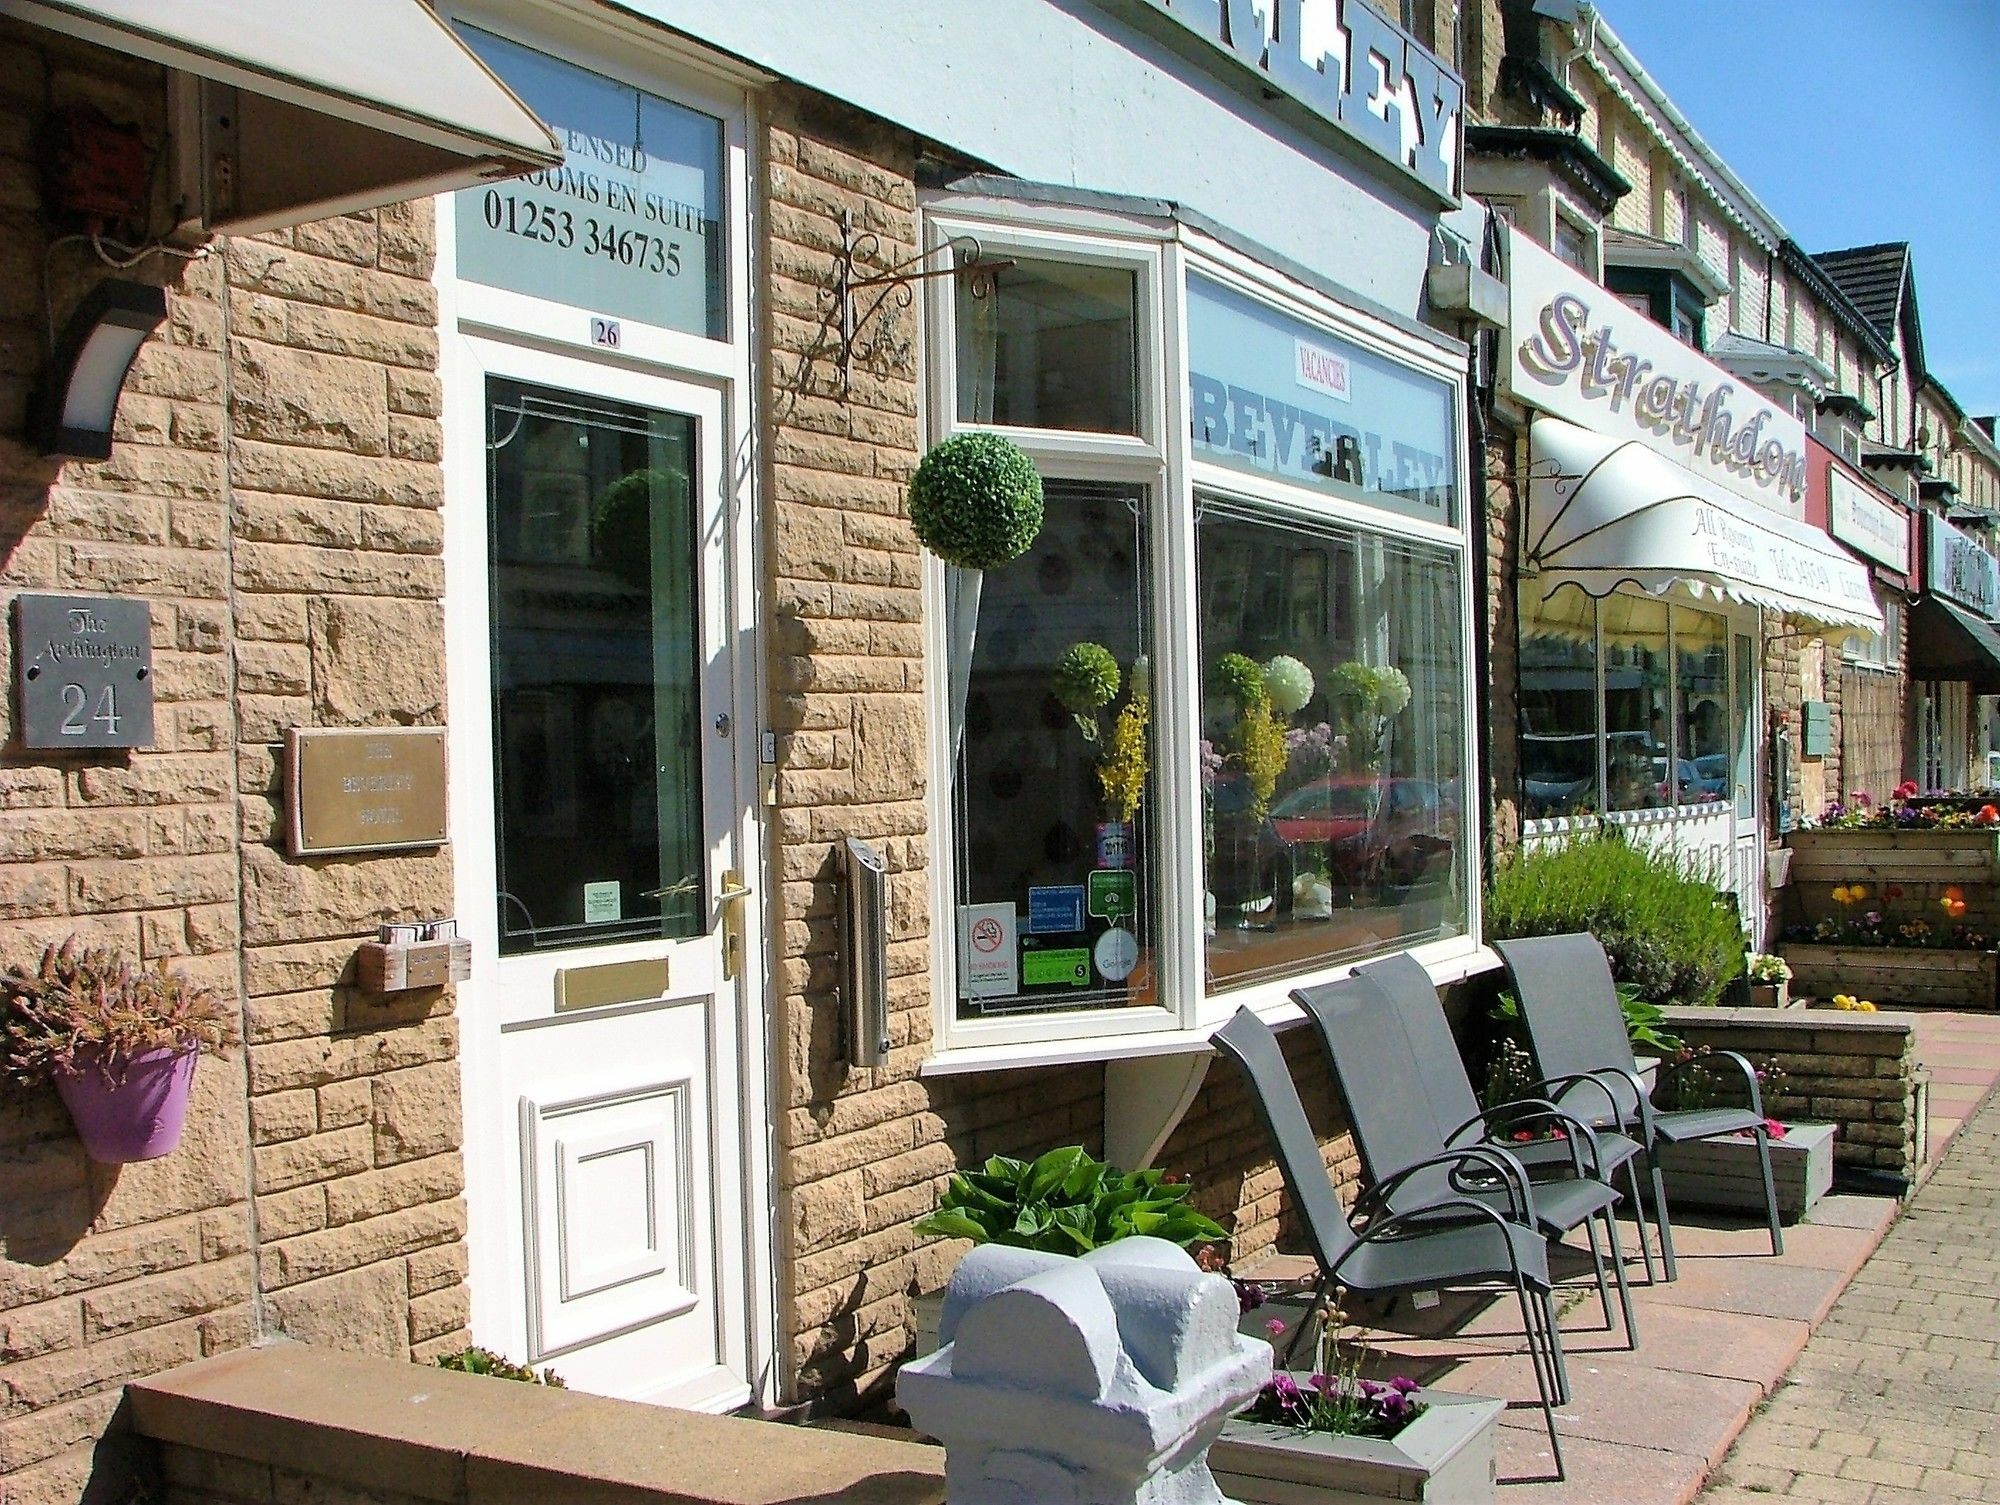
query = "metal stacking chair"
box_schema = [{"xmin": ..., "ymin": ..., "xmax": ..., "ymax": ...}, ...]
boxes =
[
  {"xmin": 1358, "ymin": 951, "xmax": 1659, "ymax": 1284},
  {"xmin": 1494, "ymin": 933, "xmax": 1783, "ymax": 1280},
  {"xmin": 1212, "ymin": 1007, "xmax": 1569, "ymax": 1478},
  {"xmin": 1296, "ymin": 969, "xmax": 1638, "ymax": 1349}
]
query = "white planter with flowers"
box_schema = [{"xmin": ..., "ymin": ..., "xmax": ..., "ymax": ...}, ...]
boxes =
[{"xmin": 1212, "ymin": 1381, "xmax": 1504, "ymax": 1505}]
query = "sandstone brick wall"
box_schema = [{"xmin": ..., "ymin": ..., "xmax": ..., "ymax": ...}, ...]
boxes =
[
  {"xmin": 1660, "ymin": 1009, "xmax": 1918, "ymax": 1178},
  {"xmin": 0, "ymin": 21, "xmax": 466, "ymax": 1503}
]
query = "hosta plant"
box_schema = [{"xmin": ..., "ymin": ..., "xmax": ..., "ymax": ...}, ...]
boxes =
[
  {"xmin": 2, "ymin": 937, "xmax": 236, "ymax": 1087},
  {"xmin": 914, "ymin": 1146, "xmax": 1228, "ymax": 1254}
]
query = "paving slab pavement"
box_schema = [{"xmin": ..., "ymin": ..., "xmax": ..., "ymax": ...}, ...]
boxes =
[{"xmin": 1697, "ymin": 1083, "xmax": 2000, "ymax": 1504}]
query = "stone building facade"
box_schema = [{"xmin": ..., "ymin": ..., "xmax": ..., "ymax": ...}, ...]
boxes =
[{"xmin": 0, "ymin": 19, "xmax": 468, "ymax": 1502}]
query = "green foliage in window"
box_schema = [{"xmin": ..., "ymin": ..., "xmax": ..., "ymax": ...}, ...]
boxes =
[
  {"xmin": 907, "ymin": 432, "xmax": 1045, "ymax": 570},
  {"xmin": 1052, "ymin": 642, "xmax": 1121, "ymax": 731},
  {"xmin": 913, "ymin": 1146, "xmax": 1229, "ymax": 1255},
  {"xmin": 1485, "ymin": 831, "xmax": 1744, "ymax": 1009},
  {"xmin": 1217, "ymin": 652, "xmax": 1269, "ymax": 714}
]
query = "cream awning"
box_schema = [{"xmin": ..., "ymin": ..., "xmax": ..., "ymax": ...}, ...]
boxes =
[
  {"xmin": 4, "ymin": 0, "xmax": 561, "ymax": 233},
  {"xmin": 1525, "ymin": 416, "xmax": 1883, "ymax": 632}
]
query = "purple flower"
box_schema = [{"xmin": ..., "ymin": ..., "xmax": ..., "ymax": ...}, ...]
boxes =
[
  {"xmin": 1235, "ymin": 1280, "xmax": 1267, "ymax": 1313},
  {"xmin": 1265, "ymin": 1317, "xmax": 1287, "ymax": 1338},
  {"xmin": 1309, "ymin": 1372, "xmax": 1336, "ymax": 1395},
  {"xmin": 1865, "ymin": 910, "xmax": 1883, "ymax": 925},
  {"xmin": 1388, "ymin": 1376, "xmax": 1422, "ymax": 1394}
]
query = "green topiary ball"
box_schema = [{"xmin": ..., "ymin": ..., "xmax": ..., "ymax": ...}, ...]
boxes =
[
  {"xmin": 908, "ymin": 432, "xmax": 1044, "ymax": 570},
  {"xmin": 1053, "ymin": 642, "xmax": 1120, "ymax": 714}
]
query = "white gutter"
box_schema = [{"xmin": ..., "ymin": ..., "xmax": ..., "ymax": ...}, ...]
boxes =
[{"xmin": 1557, "ymin": 3, "xmax": 1788, "ymax": 253}]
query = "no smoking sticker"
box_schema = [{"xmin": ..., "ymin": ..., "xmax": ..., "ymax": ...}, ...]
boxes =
[{"xmin": 959, "ymin": 902, "xmax": 1018, "ymax": 998}]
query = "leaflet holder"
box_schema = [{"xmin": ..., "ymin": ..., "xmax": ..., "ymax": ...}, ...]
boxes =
[{"xmin": 839, "ymin": 837, "xmax": 890, "ymax": 1067}]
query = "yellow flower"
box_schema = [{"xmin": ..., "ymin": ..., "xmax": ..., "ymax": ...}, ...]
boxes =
[
  {"xmin": 1857, "ymin": 1000, "xmax": 1877, "ymax": 1012},
  {"xmin": 1832, "ymin": 993, "xmax": 1858, "ymax": 1011},
  {"xmin": 1096, "ymin": 689, "xmax": 1151, "ymax": 823}
]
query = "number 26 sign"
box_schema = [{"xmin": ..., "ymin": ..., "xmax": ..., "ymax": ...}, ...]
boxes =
[{"xmin": 15, "ymin": 594, "xmax": 153, "ymax": 749}]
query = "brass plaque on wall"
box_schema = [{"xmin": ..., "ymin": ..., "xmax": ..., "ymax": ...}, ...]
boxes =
[{"xmin": 286, "ymin": 727, "xmax": 448, "ymax": 857}]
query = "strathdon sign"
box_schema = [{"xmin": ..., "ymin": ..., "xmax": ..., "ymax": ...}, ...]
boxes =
[
  {"xmin": 1118, "ymin": 0, "xmax": 1462, "ymax": 201},
  {"xmin": 1502, "ymin": 226, "xmax": 1809, "ymax": 518}
]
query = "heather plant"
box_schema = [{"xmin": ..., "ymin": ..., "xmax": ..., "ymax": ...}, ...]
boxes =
[
  {"xmin": 1485, "ymin": 831, "xmax": 1744, "ymax": 1008},
  {"xmin": 1240, "ymin": 1302, "xmax": 1427, "ymax": 1440},
  {"xmin": 2, "ymin": 937, "xmax": 236, "ymax": 1087}
]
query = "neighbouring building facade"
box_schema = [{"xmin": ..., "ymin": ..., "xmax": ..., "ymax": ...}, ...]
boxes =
[{"xmin": 0, "ymin": 3, "xmax": 1995, "ymax": 1502}]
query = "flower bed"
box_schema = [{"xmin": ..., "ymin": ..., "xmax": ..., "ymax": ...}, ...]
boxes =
[
  {"xmin": 1212, "ymin": 1384, "xmax": 1504, "ymax": 1505},
  {"xmin": 1657, "ymin": 1120, "xmax": 1835, "ymax": 1220},
  {"xmin": 1778, "ymin": 943, "xmax": 1999, "ymax": 1010}
]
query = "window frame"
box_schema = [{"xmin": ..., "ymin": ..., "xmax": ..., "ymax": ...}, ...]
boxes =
[{"xmin": 920, "ymin": 197, "xmax": 1480, "ymax": 1056}]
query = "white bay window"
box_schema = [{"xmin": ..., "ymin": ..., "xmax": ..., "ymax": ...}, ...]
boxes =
[{"xmin": 921, "ymin": 193, "xmax": 1478, "ymax": 1061}]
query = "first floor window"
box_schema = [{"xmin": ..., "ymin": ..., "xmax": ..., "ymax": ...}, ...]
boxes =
[{"xmin": 1197, "ymin": 500, "xmax": 1468, "ymax": 990}]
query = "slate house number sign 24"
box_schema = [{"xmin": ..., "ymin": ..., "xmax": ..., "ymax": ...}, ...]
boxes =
[{"xmin": 15, "ymin": 594, "xmax": 153, "ymax": 749}]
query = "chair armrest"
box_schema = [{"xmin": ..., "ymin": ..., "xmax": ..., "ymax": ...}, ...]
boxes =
[
  {"xmin": 1657, "ymin": 1049, "xmax": 1766, "ymax": 1118},
  {"xmin": 1353, "ymin": 1146, "xmax": 1534, "ymax": 1226}
]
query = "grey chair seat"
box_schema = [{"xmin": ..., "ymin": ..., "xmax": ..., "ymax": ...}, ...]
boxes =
[
  {"xmin": 1503, "ymin": 1127, "xmax": 1645, "ymax": 1182},
  {"xmin": 1342, "ymin": 1217, "xmax": 1553, "ymax": 1292},
  {"xmin": 1382, "ymin": 1163, "xmax": 1620, "ymax": 1244}
]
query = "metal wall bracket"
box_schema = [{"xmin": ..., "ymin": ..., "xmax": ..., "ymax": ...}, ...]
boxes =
[{"xmin": 833, "ymin": 208, "xmax": 1009, "ymax": 395}]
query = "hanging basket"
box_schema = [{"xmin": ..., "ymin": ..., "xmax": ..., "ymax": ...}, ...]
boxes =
[{"xmin": 53, "ymin": 1043, "xmax": 199, "ymax": 1163}]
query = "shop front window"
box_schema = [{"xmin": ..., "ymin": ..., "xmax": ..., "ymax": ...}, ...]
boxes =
[
  {"xmin": 1519, "ymin": 591, "xmax": 1757, "ymax": 825},
  {"xmin": 1603, "ymin": 594, "xmax": 1672, "ymax": 811},
  {"xmin": 951, "ymin": 482, "xmax": 1157, "ymax": 1013},
  {"xmin": 927, "ymin": 211, "xmax": 1474, "ymax": 1045},
  {"xmin": 1519, "ymin": 583, "xmax": 1599, "ymax": 818},
  {"xmin": 1199, "ymin": 503, "xmax": 1467, "ymax": 990},
  {"xmin": 1675, "ymin": 608, "xmax": 1729, "ymax": 807}
]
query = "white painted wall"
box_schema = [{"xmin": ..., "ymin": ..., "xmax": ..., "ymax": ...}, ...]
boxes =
[{"xmin": 631, "ymin": 0, "xmax": 1441, "ymax": 314}]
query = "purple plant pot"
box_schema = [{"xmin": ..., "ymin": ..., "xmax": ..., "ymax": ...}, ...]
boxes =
[{"xmin": 53, "ymin": 1044, "xmax": 198, "ymax": 1163}]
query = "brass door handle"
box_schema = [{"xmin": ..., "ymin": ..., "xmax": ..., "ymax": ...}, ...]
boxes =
[{"xmin": 719, "ymin": 869, "xmax": 750, "ymax": 982}]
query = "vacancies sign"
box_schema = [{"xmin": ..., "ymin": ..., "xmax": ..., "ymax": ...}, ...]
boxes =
[
  {"xmin": 1502, "ymin": 226, "xmax": 1808, "ymax": 519},
  {"xmin": 1120, "ymin": 0, "xmax": 1462, "ymax": 201}
]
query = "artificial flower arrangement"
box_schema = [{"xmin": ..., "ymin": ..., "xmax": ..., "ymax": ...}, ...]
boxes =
[
  {"xmin": 1808, "ymin": 781, "xmax": 2000, "ymax": 830},
  {"xmin": 1325, "ymin": 660, "xmax": 1412, "ymax": 775},
  {"xmin": 1052, "ymin": 643, "xmax": 1151, "ymax": 822},
  {"xmin": 1214, "ymin": 652, "xmax": 1316, "ymax": 819},
  {"xmin": 1783, "ymin": 882, "xmax": 1990, "ymax": 951}
]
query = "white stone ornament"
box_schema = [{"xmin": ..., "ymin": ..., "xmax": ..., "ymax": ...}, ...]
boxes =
[{"xmin": 898, "ymin": 1236, "xmax": 1272, "ymax": 1505}]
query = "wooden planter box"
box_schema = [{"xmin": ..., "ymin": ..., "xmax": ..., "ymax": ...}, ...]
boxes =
[
  {"xmin": 1746, "ymin": 980, "xmax": 1790, "ymax": 1008},
  {"xmin": 1657, "ymin": 1121, "xmax": 1836, "ymax": 1220},
  {"xmin": 1784, "ymin": 828, "xmax": 2000, "ymax": 882},
  {"xmin": 1779, "ymin": 943, "xmax": 2000, "ymax": 1008},
  {"xmin": 1213, "ymin": 1387, "xmax": 1505, "ymax": 1505}
]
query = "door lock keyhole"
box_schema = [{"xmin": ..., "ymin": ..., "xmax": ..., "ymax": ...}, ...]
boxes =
[{"xmin": 714, "ymin": 713, "xmax": 731, "ymax": 737}]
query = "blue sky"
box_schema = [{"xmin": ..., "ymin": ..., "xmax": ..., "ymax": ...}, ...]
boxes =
[{"xmin": 1596, "ymin": 1, "xmax": 2000, "ymax": 419}]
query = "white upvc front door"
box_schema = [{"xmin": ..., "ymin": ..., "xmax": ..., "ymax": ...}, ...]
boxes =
[{"xmin": 445, "ymin": 334, "xmax": 766, "ymax": 1409}]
